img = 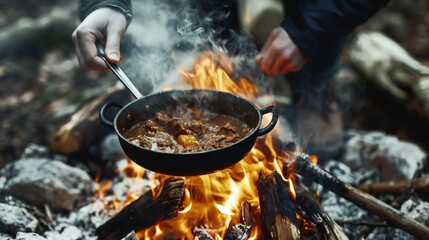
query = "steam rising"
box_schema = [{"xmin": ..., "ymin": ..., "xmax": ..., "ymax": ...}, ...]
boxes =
[{"xmin": 121, "ymin": 0, "xmax": 265, "ymax": 94}]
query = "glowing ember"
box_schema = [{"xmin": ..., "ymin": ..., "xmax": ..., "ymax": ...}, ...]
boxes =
[{"xmin": 96, "ymin": 51, "xmax": 306, "ymax": 239}]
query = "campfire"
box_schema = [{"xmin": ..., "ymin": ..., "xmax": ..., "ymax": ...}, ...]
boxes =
[{"xmin": 89, "ymin": 53, "xmax": 429, "ymax": 240}]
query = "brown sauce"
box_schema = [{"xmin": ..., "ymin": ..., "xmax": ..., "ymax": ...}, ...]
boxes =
[{"xmin": 122, "ymin": 103, "xmax": 253, "ymax": 153}]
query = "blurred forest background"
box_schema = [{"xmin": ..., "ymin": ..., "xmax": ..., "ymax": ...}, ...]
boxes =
[{"xmin": 1, "ymin": 0, "xmax": 429, "ymax": 167}]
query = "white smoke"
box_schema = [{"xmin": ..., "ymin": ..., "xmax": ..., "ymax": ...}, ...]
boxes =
[{"xmin": 119, "ymin": 0, "xmax": 267, "ymax": 94}]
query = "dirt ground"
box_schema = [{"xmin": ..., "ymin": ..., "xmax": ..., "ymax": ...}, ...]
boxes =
[{"xmin": 1, "ymin": 0, "xmax": 428, "ymax": 168}]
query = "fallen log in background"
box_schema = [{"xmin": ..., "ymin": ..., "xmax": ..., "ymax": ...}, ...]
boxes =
[
  {"xmin": 95, "ymin": 178, "xmax": 185, "ymax": 240},
  {"xmin": 257, "ymin": 171, "xmax": 300, "ymax": 240},
  {"xmin": 358, "ymin": 178, "xmax": 429, "ymax": 195},
  {"xmin": 293, "ymin": 153, "xmax": 429, "ymax": 239},
  {"xmin": 50, "ymin": 82, "xmax": 129, "ymax": 155},
  {"xmin": 344, "ymin": 31, "xmax": 429, "ymax": 122}
]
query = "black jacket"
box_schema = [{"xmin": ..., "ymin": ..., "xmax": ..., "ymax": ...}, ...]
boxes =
[
  {"xmin": 79, "ymin": 0, "xmax": 132, "ymax": 25},
  {"xmin": 281, "ymin": 0, "xmax": 390, "ymax": 71}
]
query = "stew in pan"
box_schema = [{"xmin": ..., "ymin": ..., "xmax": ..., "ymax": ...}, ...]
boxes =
[{"xmin": 122, "ymin": 103, "xmax": 253, "ymax": 153}]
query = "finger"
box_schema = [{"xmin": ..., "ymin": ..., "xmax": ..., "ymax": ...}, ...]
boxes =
[
  {"xmin": 269, "ymin": 55, "xmax": 289, "ymax": 76},
  {"xmin": 259, "ymin": 45, "xmax": 280, "ymax": 75},
  {"xmin": 280, "ymin": 61, "xmax": 299, "ymax": 73},
  {"xmin": 105, "ymin": 22, "xmax": 125, "ymax": 63},
  {"xmin": 76, "ymin": 31, "xmax": 108, "ymax": 70},
  {"xmin": 71, "ymin": 30, "xmax": 85, "ymax": 67}
]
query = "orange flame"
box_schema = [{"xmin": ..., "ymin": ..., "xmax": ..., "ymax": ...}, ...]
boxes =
[{"xmin": 97, "ymin": 52, "xmax": 307, "ymax": 239}]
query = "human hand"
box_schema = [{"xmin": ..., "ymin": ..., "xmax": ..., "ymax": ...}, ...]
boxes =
[
  {"xmin": 72, "ymin": 8, "xmax": 127, "ymax": 71},
  {"xmin": 254, "ymin": 27, "xmax": 309, "ymax": 76}
]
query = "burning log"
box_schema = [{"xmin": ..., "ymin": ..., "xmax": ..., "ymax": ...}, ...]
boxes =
[
  {"xmin": 293, "ymin": 153, "xmax": 429, "ymax": 239},
  {"xmin": 194, "ymin": 228, "xmax": 215, "ymax": 240},
  {"xmin": 295, "ymin": 183, "xmax": 349, "ymax": 240},
  {"xmin": 357, "ymin": 178, "xmax": 429, "ymax": 195},
  {"xmin": 224, "ymin": 201, "xmax": 254, "ymax": 240},
  {"xmin": 257, "ymin": 171, "xmax": 300, "ymax": 240},
  {"xmin": 194, "ymin": 201, "xmax": 254, "ymax": 240},
  {"xmin": 95, "ymin": 178, "xmax": 185, "ymax": 240},
  {"xmin": 121, "ymin": 231, "xmax": 138, "ymax": 240},
  {"xmin": 50, "ymin": 82, "xmax": 129, "ymax": 155}
]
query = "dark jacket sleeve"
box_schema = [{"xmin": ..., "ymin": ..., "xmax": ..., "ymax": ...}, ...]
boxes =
[
  {"xmin": 79, "ymin": 0, "xmax": 133, "ymax": 25},
  {"xmin": 281, "ymin": 0, "xmax": 390, "ymax": 62}
]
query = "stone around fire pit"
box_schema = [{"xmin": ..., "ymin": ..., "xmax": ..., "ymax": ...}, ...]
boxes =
[
  {"xmin": 0, "ymin": 203, "xmax": 38, "ymax": 236},
  {"xmin": 0, "ymin": 233, "xmax": 14, "ymax": 240},
  {"xmin": 43, "ymin": 223, "xmax": 82, "ymax": 240},
  {"xmin": 15, "ymin": 232, "xmax": 47, "ymax": 240},
  {"xmin": 341, "ymin": 130, "xmax": 426, "ymax": 181},
  {"xmin": 1, "ymin": 158, "xmax": 94, "ymax": 212}
]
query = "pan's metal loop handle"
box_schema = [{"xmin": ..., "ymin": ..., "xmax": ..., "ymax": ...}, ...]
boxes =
[
  {"xmin": 95, "ymin": 43, "xmax": 143, "ymax": 99},
  {"xmin": 256, "ymin": 106, "xmax": 279, "ymax": 136},
  {"xmin": 99, "ymin": 102, "xmax": 124, "ymax": 128}
]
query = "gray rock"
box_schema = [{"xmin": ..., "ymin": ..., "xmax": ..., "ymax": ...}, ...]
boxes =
[
  {"xmin": 99, "ymin": 133, "xmax": 126, "ymax": 163},
  {"xmin": 44, "ymin": 223, "xmax": 82, "ymax": 240},
  {"xmin": 20, "ymin": 144, "xmax": 50, "ymax": 159},
  {"xmin": 15, "ymin": 232, "xmax": 47, "ymax": 240},
  {"xmin": 2, "ymin": 158, "xmax": 93, "ymax": 212},
  {"xmin": 20, "ymin": 144, "xmax": 67, "ymax": 162},
  {"xmin": 0, "ymin": 233, "xmax": 13, "ymax": 240},
  {"xmin": 47, "ymin": 201, "xmax": 107, "ymax": 240},
  {"xmin": 341, "ymin": 130, "xmax": 425, "ymax": 181},
  {"xmin": 0, "ymin": 203, "xmax": 38, "ymax": 236},
  {"xmin": 400, "ymin": 199, "xmax": 429, "ymax": 227}
]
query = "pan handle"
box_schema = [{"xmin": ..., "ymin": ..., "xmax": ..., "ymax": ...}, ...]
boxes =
[
  {"xmin": 99, "ymin": 102, "xmax": 124, "ymax": 128},
  {"xmin": 256, "ymin": 106, "xmax": 279, "ymax": 136}
]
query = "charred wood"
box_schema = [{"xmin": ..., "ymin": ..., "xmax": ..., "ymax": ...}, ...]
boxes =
[
  {"xmin": 95, "ymin": 178, "xmax": 185, "ymax": 240},
  {"xmin": 293, "ymin": 153, "xmax": 429, "ymax": 239},
  {"xmin": 295, "ymin": 182, "xmax": 349, "ymax": 240},
  {"xmin": 224, "ymin": 201, "xmax": 254, "ymax": 240},
  {"xmin": 121, "ymin": 231, "xmax": 138, "ymax": 240},
  {"xmin": 356, "ymin": 171, "xmax": 421, "ymax": 238},
  {"xmin": 223, "ymin": 224, "xmax": 251, "ymax": 240},
  {"xmin": 194, "ymin": 228, "xmax": 215, "ymax": 240},
  {"xmin": 257, "ymin": 171, "xmax": 300, "ymax": 240}
]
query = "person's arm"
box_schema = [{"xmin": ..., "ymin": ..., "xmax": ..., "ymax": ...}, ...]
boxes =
[
  {"xmin": 282, "ymin": 0, "xmax": 391, "ymax": 61},
  {"xmin": 72, "ymin": 0, "xmax": 132, "ymax": 70},
  {"xmin": 255, "ymin": 0, "xmax": 390, "ymax": 76}
]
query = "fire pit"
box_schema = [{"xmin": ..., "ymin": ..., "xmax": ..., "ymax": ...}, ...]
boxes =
[{"xmin": 90, "ymin": 53, "xmax": 429, "ymax": 240}]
